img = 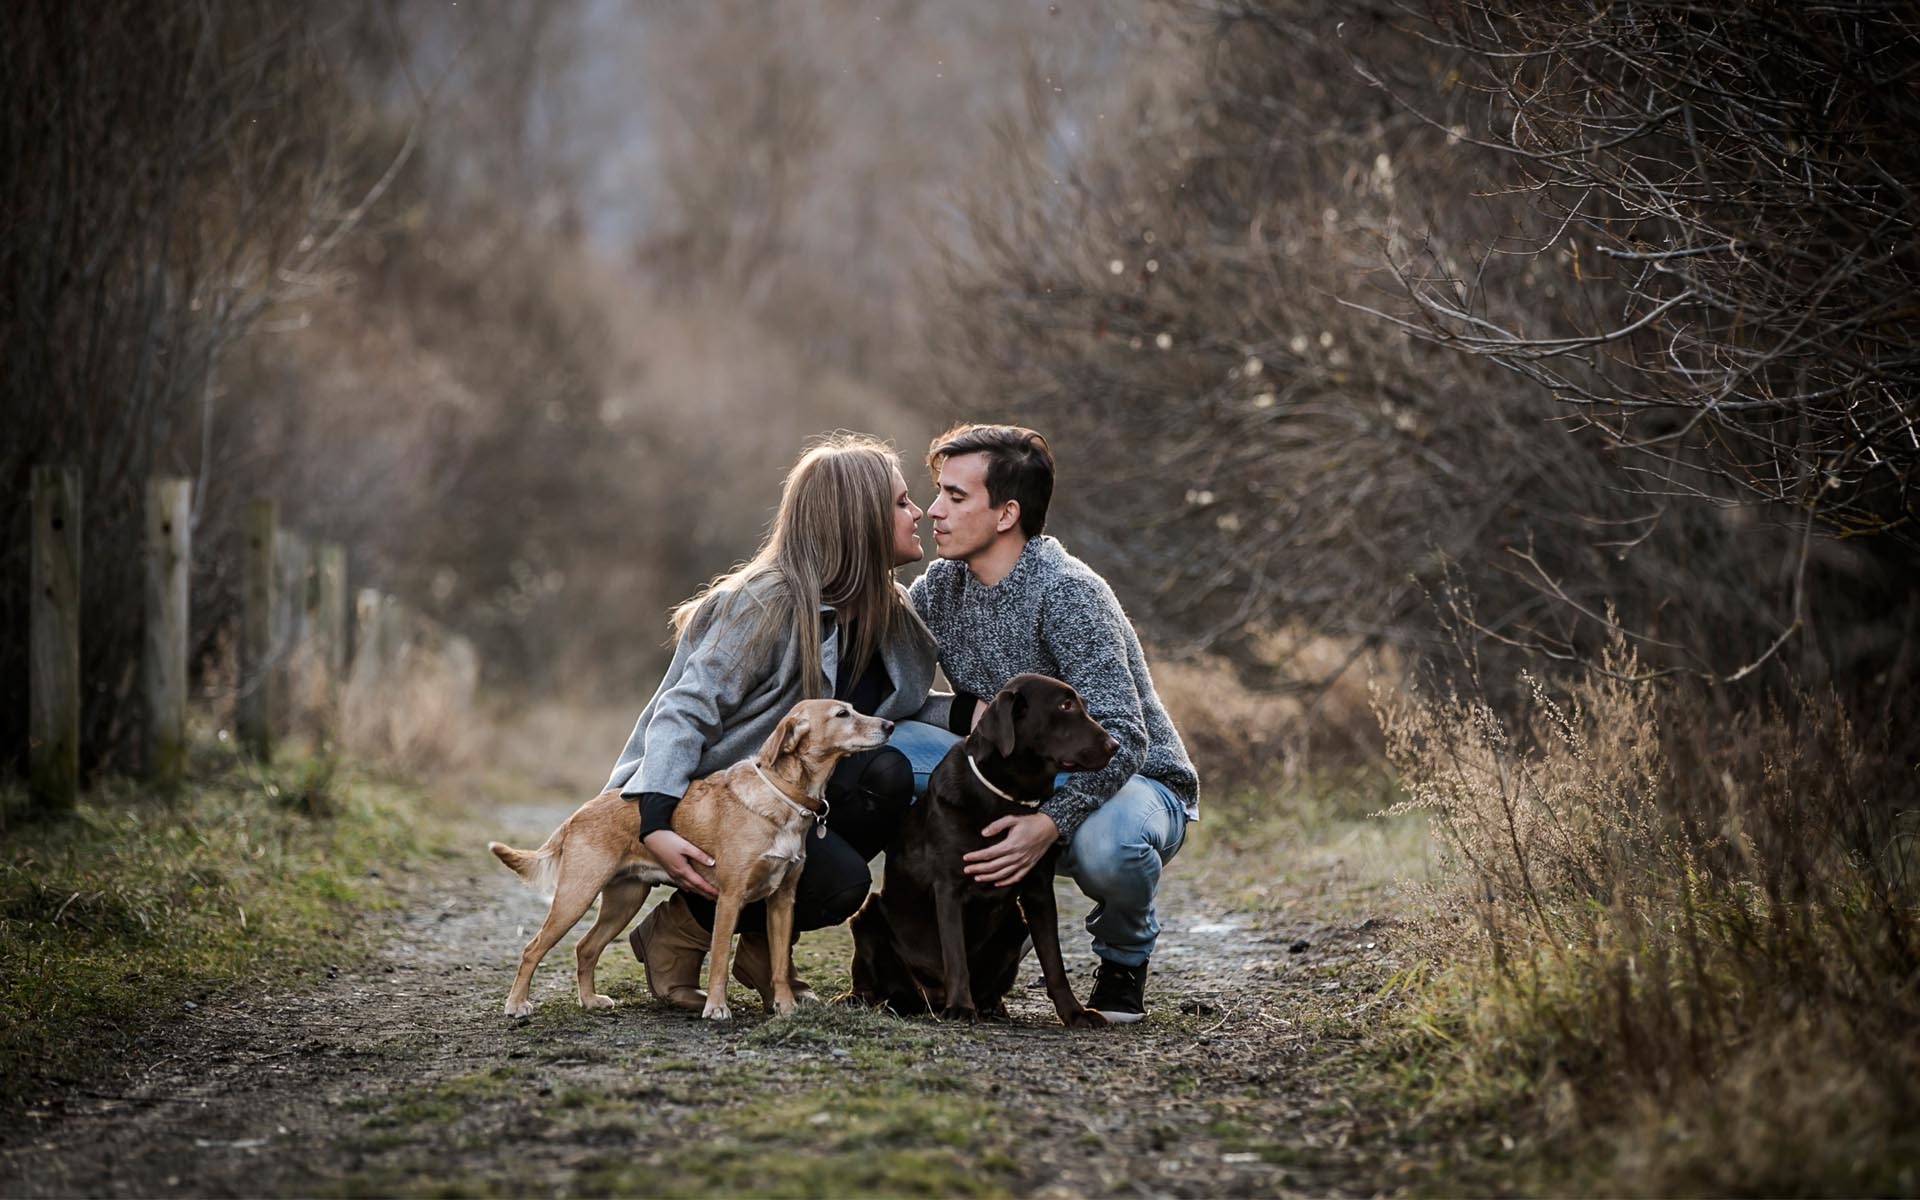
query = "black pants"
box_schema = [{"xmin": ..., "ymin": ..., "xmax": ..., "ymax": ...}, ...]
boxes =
[{"xmin": 682, "ymin": 745, "xmax": 913, "ymax": 935}]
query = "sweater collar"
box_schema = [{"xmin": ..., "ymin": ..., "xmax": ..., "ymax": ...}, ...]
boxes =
[{"xmin": 968, "ymin": 534, "xmax": 1057, "ymax": 593}]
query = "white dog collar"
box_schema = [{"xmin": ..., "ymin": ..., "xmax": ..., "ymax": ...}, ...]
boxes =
[{"xmin": 968, "ymin": 752, "xmax": 1039, "ymax": 807}]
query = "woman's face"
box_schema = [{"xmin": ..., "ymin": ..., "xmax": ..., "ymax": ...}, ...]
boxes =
[{"xmin": 890, "ymin": 467, "xmax": 926, "ymax": 566}]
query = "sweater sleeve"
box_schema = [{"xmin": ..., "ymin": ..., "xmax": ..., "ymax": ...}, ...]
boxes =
[
  {"xmin": 637, "ymin": 792, "xmax": 682, "ymax": 838},
  {"xmin": 1034, "ymin": 575, "xmax": 1149, "ymax": 845},
  {"xmin": 903, "ymin": 569, "xmax": 976, "ymax": 732},
  {"xmin": 623, "ymin": 588, "xmax": 778, "ymax": 799}
]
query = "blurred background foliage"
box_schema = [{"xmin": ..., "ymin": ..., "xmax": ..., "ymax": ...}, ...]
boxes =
[
  {"xmin": 3, "ymin": 0, "xmax": 1914, "ymax": 781},
  {"xmin": 5, "ymin": 4, "xmax": 1916, "ymax": 1186}
]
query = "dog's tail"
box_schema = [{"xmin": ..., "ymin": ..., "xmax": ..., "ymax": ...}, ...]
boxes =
[{"xmin": 489, "ymin": 833, "xmax": 562, "ymax": 895}]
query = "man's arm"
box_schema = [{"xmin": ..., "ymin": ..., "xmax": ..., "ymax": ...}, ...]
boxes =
[
  {"xmin": 1034, "ymin": 574, "xmax": 1149, "ymax": 845},
  {"xmin": 963, "ymin": 571, "xmax": 1151, "ymax": 885}
]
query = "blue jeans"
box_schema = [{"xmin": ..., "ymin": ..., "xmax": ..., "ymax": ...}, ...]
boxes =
[{"xmin": 888, "ymin": 721, "xmax": 1188, "ymax": 967}]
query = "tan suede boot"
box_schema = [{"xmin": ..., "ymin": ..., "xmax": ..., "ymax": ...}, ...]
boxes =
[
  {"xmin": 628, "ymin": 893, "xmax": 708, "ymax": 1011},
  {"xmin": 732, "ymin": 933, "xmax": 818, "ymax": 1009}
]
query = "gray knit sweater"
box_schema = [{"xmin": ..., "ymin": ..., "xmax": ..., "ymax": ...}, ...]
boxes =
[{"xmin": 907, "ymin": 536, "xmax": 1200, "ymax": 844}]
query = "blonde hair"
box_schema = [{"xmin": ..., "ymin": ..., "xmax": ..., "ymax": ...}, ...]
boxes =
[{"xmin": 671, "ymin": 433, "xmax": 910, "ymax": 696}]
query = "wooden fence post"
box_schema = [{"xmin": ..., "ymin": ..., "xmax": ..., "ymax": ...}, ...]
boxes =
[
  {"xmin": 312, "ymin": 542, "xmax": 348, "ymax": 725},
  {"xmin": 30, "ymin": 466, "xmax": 82, "ymax": 811},
  {"xmin": 238, "ymin": 499, "xmax": 276, "ymax": 760},
  {"xmin": 143, "ymin": 477, "xmax": 191, "ymax": 787},
  {"xmin": 272, "ymin": 529, "xmax": 309, "ymax": 735}
]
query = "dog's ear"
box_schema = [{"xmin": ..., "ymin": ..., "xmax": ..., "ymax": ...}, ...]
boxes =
[
  {"xmin": 974, "ymin": 689, "xmax": 1021, "ymax": 758},
  {"xmin": 779, "ymin": 713, "xmax": 808, "ymax": 756},
  {"xmin": 759, "ymin": 714, "xmax": 804, "ymax": 765}
]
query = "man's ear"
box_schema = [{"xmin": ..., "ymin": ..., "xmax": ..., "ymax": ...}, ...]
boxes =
[
  {"xmin": 760, "ymin": 714, "xmax": 802, "ymax": 765},
  {"xmin": 973, "ymin": 689, "xmax": 1021, "ymax": 758},
  {"xmin": 995, "ymin": 499, "xmax": 1022, "ymax": 535}
]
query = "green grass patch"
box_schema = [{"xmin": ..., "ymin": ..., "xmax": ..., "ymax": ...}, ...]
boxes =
[
  {"xmin": 579, "ymin": 1080, "xmax": 1024, "ymax": 1199},
  {"xmin": 0, "ymin": 747, "xmax": 436, "ymax": 1106}
]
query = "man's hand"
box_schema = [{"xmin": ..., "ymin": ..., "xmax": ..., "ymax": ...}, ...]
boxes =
[
  {"xmin": 642, "ymin": 829, "xmax": 719, "ymax": 899},
  {"xmin": 962, "ymin": 812, "xmax": 1059, "ymax": 887}
]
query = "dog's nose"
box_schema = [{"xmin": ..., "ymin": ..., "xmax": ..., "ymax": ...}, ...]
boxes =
[
  {"xmin": 1102, "ymin": 738, "xmax": 1118, "ymax": 755},
  {"xmin": 880, "ymin": 720, "xmax": 895, "ymax": 735}
]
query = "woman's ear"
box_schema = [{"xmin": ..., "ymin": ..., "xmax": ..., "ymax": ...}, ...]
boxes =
[{"xmin": 972, "ymin": 689, "xmax": 1020, "ymax": 758}]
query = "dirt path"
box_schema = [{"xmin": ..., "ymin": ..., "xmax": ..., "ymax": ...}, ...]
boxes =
[{"xmin": 0, "ymin": 792, "xmax": 1405, "ymax": 1198}]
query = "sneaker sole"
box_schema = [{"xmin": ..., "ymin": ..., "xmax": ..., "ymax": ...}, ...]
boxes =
[{"xmin": 1091, "ymin": 1008, "xmax": 1146, "ymax": 1024}]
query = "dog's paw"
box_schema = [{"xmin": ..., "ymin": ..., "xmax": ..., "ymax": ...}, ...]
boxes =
[
  {"xmin": 939, "ymin": 1003, "xmax": 980, "ymax": 1024},
  {"xmin": 702, "ymin": 1000, "xmax": 732, "ymax": 1021},
  {"xmin": 505, "ymin": 998, "xmax": 535, "ymax": 1018},
  {"xmin": 771, "ymin": 996, "xmax": 798, "ymax": 1017},
  {"xmin": 1064, "ymin": 1006, "xmax": 1109, "ymax": 1029},
  {"xmin": 581, "ymin": 993, "xmax": 617, "ymax": 1011}
]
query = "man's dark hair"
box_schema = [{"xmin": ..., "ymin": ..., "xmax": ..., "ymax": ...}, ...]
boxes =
[{"xmin": 928, "ymin": 423, "xmax": 1054, "ymax": 539}]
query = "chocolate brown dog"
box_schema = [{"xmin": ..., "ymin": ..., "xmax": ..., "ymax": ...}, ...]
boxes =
[{"xmin": 847, "ymin": 674, "xmax": 1118, "ymax": 1026}]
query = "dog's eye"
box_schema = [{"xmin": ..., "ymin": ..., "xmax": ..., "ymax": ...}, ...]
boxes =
[{"xmin": 835, "ymin": 708, "xmax": 850, "ymax": 718}]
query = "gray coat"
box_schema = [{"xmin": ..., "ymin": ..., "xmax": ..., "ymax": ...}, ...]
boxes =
[{"xmin": 606, "ymin": 576, "xmax": 949, "ymax": 799}]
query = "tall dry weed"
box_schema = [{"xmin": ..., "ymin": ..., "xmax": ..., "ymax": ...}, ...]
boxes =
[{"xmin": 1377, "ymin": 633, "xmax": 1920, "ymax": 1191}]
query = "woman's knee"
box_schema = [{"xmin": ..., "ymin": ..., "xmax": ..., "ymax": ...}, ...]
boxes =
[
  {"xmin": 794, "ymin": 836, "xmax": 872, "ymax": 929},
  {"xmin": 857, "ymin": 746, "xmax": 913, "ymax": 803},
  {"xmin": 807, "ymin": 875, "xmax": 873, "ymax": 929}
]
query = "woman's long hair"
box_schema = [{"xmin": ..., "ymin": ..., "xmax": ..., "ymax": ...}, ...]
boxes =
[{"xmin": 670, "ymin": 433, "xmax": 911, "ymax": 696}]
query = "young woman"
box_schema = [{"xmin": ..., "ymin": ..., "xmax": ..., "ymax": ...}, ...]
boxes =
[{"xmin": 604, "ymin": 433, "xmax": 958, "ymax": 1008}]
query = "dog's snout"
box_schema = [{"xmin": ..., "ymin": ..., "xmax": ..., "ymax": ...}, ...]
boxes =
[
  {"xmin": 880, "ymin": 719, "xmax": 895, "ymax": 735},
  {"xmin": 1102, "ymin": 737, "xmax": 1118, "ymax": 755}
]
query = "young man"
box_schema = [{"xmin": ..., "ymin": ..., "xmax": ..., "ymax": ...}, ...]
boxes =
[{"xmin": 890, "ymin": 424, "xmax": 1200, "ymax": 1022}]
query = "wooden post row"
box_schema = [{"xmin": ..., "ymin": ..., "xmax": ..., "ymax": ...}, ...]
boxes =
[
  {"xmin": 142, "ymin": 478, "xmax": 191, "ymax": 787},
  {"xmin": 313, "ymin": 543, "xmax": 349, "ymax": 686},
  {"xmin": 272, "ymin": 528, "xmax": 308, "ymax": 735},
  {"xmin": 29, "ymin": 466, "xmax": 81, "ymax": 811},
  {"xmin": 238, "ymin": 499, "xmax": 276, "ymax": 760}
]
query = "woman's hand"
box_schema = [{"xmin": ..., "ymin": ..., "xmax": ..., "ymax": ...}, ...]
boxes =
[{"xmin": 642, "ymin": 829, "xmax": 720, "ymax": 899}]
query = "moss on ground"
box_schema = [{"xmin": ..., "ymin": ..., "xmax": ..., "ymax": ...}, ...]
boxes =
[{"xmin": 0, "ymin": 745, "xmax": 438, "ymax": 1107}]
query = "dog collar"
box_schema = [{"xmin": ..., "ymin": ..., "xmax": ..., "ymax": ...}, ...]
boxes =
[
  {"xmin": 752, "ymin": 762, "xmax": 830, "ymax": 839},
  {"xmin": 967, "ymin": 752, "xmax": 1040, "ymax": 808}
]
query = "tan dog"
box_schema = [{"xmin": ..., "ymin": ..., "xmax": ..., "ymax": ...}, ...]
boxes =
[{"xmin": 490, "ymin": 699, "xmax": 894, "ymax": 1020}]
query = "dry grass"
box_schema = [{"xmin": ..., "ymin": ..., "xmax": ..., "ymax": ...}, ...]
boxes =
[
  {"xmin": 1153, "ymin": 630, "xmax": 1398, "ymax": 793},
  {"xmin": 339, "ymin": 633, "xmax": 480, "ymax": 774},
  {"xmin": 1374, "ymin": 635, "xmax": 1920, "ymax": 1194}
]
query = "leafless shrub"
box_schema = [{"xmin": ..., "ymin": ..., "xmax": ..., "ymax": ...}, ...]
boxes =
[
  {"xmin": 1390, "ymin": 1, "xmax": 1920, "ymax": 555},
  {"xmin": 935, "ymin": 0, "xmax": 1915, "ymax": 741},
  {"xmin": 1377, "ymin": 617, "xmax": 1920, "ymax": 1190}
]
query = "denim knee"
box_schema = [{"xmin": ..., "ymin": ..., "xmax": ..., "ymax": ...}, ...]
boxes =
[{"xmin": 1068, "ymin": 834, "xmax": 1156, "ymax": 908}]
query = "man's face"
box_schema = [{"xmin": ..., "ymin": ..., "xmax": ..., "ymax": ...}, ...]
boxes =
[
  {"xmin": 927, "ymin": 452, "xmax": 1015, "ymax": 562},
  {"xmin": 890, "ymin": 468, "xmax": 926, "ymax": 567}
]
